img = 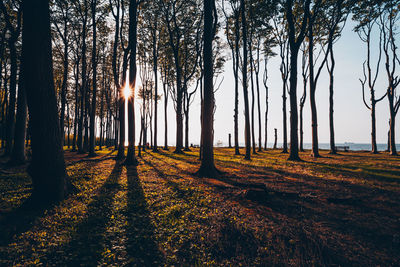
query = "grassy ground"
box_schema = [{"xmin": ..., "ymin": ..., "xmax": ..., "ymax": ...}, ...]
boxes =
[{"xmin": 0, "ymin": 147, "xmax": 399, "ymax": 266}]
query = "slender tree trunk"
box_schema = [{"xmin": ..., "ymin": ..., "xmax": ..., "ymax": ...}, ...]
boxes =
[
  {"xmin": 78, "ymin": 7, "xmax": 88, "ymax": 154},
  {"xmin": 328, "ymin": 48, "xmax": 336, "ymax": 154},
  {"xmin": 387, "ymin": 119, "xmax": 390, "ymax": 152},
  {"xmin": 250, "ymin": 49, "xmax": 256, "ymax": 155},
  {"xmin": 67, "ymin": 102, "xmax": 71, "ymax": 148},
  {"xmin": 60, "ymin": 19, "xmax": 68, "ymax": 147},
  {"xmin": 255, "ymin": 65, "xmax": 262, "ymax": 152},
  {"xmin": 308, "ymin": 25, "xmax": 320, "ymax": 158},
  {"xmin": 22, "ymin": 0, "xmax": 71, "ymax": 202},
  {"xmin": 89, "ymin": 0, "xmax": 97, "ymax": 157},
  {"xmin": 241, "ymin": 0, "xmax": 251, "ymax": 160},
  {"xmin": 175, "ymin": 74, "xmax": 183, "ymax": 153},
  {"xmin": 370, "ymin": 102, "xmax": 378, "ymax": 153},
  {"xmin": 288, "ymin": 49, "xmax": 300, "ymax": 160},
  {"xmin": 72, "ymin": 59, "xmax": 79, "ymax": 152},
  {"xmin": 389, "ymin": 97, "xmax": 397, "ymax": 155},
  {"xmin": 83, "ymin": 87, "xmax": 89, "ymax": 151},
  {"xmin": 273, "ymin": 128, "xmax": 277, "ymax": 149},
  {"xmin": 126, "ymin": 0, "xmax": 138, "ymax": 165},
  {"xmin": 153, "ymin": 23, "xmax": 158, "ymax": 152},
  {"xmin": 5, "ymin": 42, "xmax": 17, "ymax": 156},
  {"xmin": 282, "ymin": 78, "xmax": 288, "ymax": 153},
  {"xmin": 234, "ymin": 18, "xmax": 240, "ymax": 155},
  {"xmin": 184, "ymin": 110, "xmax": 190, "ymax": 151},
  {"xmin": 163, "ymin": 82, "xmax": 168, "ymax": 150},
  {"xmin": 10, "ymin": 67, "xmax": 27, "ymax": 164}
]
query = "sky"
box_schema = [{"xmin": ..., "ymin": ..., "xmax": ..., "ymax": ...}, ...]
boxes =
[{"xmin": 132, "ymin": 19, "xmax": 399, "ymax": 147}]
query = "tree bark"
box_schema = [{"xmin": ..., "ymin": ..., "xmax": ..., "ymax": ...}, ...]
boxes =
[
  {"xmin": 126, "ymin": 0, "xmax": 138, "ymax": 165},
  {"xmin": 22, "ymin": 0, "xmax": 71, "ymax": 202},
  {"xmin": 197, "ymin": 0, "xmax": 218, "ymax": 177},
  {"xmin": 241, "ymin": 0, "xmax": 251, "ymax": 160},
  {"xmin": 89, "ymin": 0, "xmax": 98, "ymax": 157},
  {"xmin": 77, "ymin": 3, "xmax": 88, "ymax": 154},
  {"xmin": 10, "ymin": 67, "xmax": 27, "ymax": 164}
]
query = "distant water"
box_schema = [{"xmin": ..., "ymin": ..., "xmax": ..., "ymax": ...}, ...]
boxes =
[{"xmin": 213, "ymin": 142, "xmax": 399, "ymax": 151}]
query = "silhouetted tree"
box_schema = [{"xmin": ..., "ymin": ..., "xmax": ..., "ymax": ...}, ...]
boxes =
[
  {"xmin": 285, "ymin": 0, "xmax": 311, "ymax": 161},
  {"xmin": 353, "ymin": 0, "xmax": 386, "ymax": 154},
  {"xmin": 22, "ymin": 0, "xmax": 72, "ymax": 202},
  {"xmin": 197, "ymin": 0, "xmax": 219, "ymax": 177}
]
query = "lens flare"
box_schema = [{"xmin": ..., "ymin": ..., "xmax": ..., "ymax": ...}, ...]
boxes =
[{"xmin": 123, "ymin": 75, "xmax": 132, "ymax": 99}]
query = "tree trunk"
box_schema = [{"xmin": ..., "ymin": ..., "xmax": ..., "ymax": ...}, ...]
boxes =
[
  {"xmin": 241, "ymin": 0, "xmax": 251, "ymax": 160},
  {"xmin": 234, "ymin": 17, "xmax": 240, "ymax": 155},
  {"xmin": 153, "ymin": 23, "xmax": 158, "ymax": 152},
  {"xmin": 184, "ymin": 97, "xmax": 191, "ymax": 151},
  {"xmin": 288, "ymin": 49, "xmax": 300, "ymax": 160},
  {"xmin": 250, "ymin": 49, "xmax": 256, "ymax": 155},
  {"xmin": 72, "ymin": 59, "xmax": 79, "ymax": 152},
  {"xmin": 273, "ymin": 128, "xmax": 277, "ymax": 149},
  {"xmin": 328, "ymin": 48, "xmax": 336, "ymax": 154},
  {"xmin": 126, "ymin": 0, "xmax": 138, "ymax": 165},
  {"xmin": 22, "ymin": 0, "xmax": 71, "ymax": 202},
  {"xmin": 59, "ymin": 18, "xmax": 68, "ymax": 147},
  {"xmin": 77, "ymin": 7, "xmax": 88, "ymax": 154},
  {"xmin": 10, "ymin": 67, "xmax": 27, "ymax": 164},
  {"xmin": 282, "ymin": 78, "xmax": 288, "ymax": 153},
  {"xmin": 175, "ymin": 76, "xmax": 183, "ymax": 153},
  {"xmin": 197, "ymin": 0, "xmax": 218, "ymax": 177},
  {"xmin": 389, "ymin": 99, "xmax": 397, "ymax": 155},
  {"xmin": 308, "ymin": 25, "xmax": 320, "ymax": 158},
  {"xmin": 5, "ymin": 41, "xmax": 17, "ymax": 156},
  {"xmin": 163, "ymin": 82, "xmax": 168, "ymax": 150},
  {"xmin": 371, "ymin": 103, "xmax": 378, "ymax": 153},
  {"xmin": 89, "ymin": 0, "xmax": 97, "ymax": 157}
]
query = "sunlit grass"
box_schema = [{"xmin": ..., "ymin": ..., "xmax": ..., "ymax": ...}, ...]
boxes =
[{"xmin": 0, "ymin": 148, "xmax": 399, "ymax": 265}]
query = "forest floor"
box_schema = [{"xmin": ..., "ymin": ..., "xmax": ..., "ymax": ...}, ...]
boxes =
[{"xmin": 0, "ymin": 147, "xmax": 399, "ymax": 266}]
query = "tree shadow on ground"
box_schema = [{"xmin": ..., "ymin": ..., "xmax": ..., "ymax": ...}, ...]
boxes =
[
  {"xmin": 144, "ymin": 150, "xmax": 400, "ymax": 266},
  {"xmin": 56, "ymin": 161, "xmax": 123, "ymax": 266},
  {"xmin": 0, "ymin": 196, "xmax": 47, "ymax": 248},
  {"xmin": 125, "ymin": 164, "xmax": 164, "ymax": 265}
]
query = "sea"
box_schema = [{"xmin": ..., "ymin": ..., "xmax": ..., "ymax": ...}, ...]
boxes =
[{"xmin": 213, "ymin": 142, "xmax": 400, "ymax": 152}]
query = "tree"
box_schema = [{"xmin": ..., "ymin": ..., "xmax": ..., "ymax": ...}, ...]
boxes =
[
  {"xmin": 197, "ymin": 0, "xmax": 218, "ymax": 177},
  {"xmin": 0, "ymin": 0, "xmax": 21, "ymax": 156},
  {"xmin": 241, "ymin": 0, "xmax": 251, "ymax": 160},
  {"xmin": 380, "ymin": 0, "xmax": 400, "ymax": 156},
  {"xmin": 324, "ymin": 0, "xmax": 347, "ymax": 154},
  {"xmin": 272, "ymin": 11, "xmax": 289, "ymax": 154},
  {"xmin": 52, "ymin": 0, "xmax": 71, "ymax": 149},
  {"xmin": 221, "ymin": 0, "xmax": 241, "ymax": 155},
  {"xmin": 125, "ymin": 0, "xmax": 141, "ymax": 165},
  {"xmin": 89, "ymin": 0, "xmax": 98, "ymax": 157},
  {"xmin": 285, "ymin": 0, "xmax": 311, "ymax": 161},
  {"xmin": 306, "ymin": 0, "xmax": 328, "ymax": 158},
  {"xmin": 22, "ymin": 0, "xmax": 72, "ymax": 202},
  {"xmin": 299, "ymin": 42, "xmax": 308, "ymax": 152},
  {"xmin": 160, "ymin": 0, "xmax": 202, "ymax": 154},
  {"xmin": 109, "ymin": 0, "xmax": 129, "ymax": 159},
  {"xmin": 353, "ymin": 0, "xmax": 386, "ymax": 154}
]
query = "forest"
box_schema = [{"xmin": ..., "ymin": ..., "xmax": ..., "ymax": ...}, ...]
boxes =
[{"xmin": 0, "ymin": 0, "xmax": 399, "ymax": 266}]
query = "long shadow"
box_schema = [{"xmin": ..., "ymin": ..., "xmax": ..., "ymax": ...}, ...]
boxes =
[
  {"xmin": 125, "ymin": 165, "xmax": 164, "ymax": 265},
  {"xmin": 54, "ymin": 162, "xmax": 123, "ymax": 266},
  {"xmin": 0, "ymin": 196, "xmax": 47, "ymax": 248},
  {"xmin": 141, "ymin": 157, "xmax": 198, "ymax": 205}
]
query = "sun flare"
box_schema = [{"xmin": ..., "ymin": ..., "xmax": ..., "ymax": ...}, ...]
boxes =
[{"xmin": 123, "ymin": 77, "xmax": 132, "ymax": 99}]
